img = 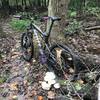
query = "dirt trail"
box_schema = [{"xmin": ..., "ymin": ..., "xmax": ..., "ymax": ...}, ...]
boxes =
[
  {"xmin": 0, "ymin": 20, "xmax": 47, "ymax": 100},
  {"xmin": 0, "ymin": 21, "xmax": 30, "ymax": 99}
]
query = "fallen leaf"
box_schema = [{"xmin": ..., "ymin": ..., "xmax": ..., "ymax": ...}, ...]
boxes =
[
  {"xmin": 9, "ymin": 94, "xmax": 18, "ymax": 100},
  {"xmin": 69, "ymin": 68, "xmax": 75, "ymax": 73},
  {"xmin": 12, "ymin": 95, "xmax": 17, "ymax": 99},
  {"xmin": 28, "ymin": 89, "xmax": 37, "ymax": 97},
  {"xmin": 37, "ymin": 96, "xmax": 43, "ymax": 100},
  {"xmin": 33, "ymin": 59, "xmax": 36, "ymax": 63},
  {"xmin": 24, "ymin": 67, "xmax": 28, "ymax": 71},
  {"xmin": 12, "ymin": 51, "xmax": 20, "ymax": 56},
  {"xmin": 17, "ymin": 95, "xmax": 25, "ymax": 100},
  {"xmin": 11, "ymin": 48, "xmax": 15, "ymax": 52},
  {"xmin": 26, "ymin": 62, "xmax": 30, "ymax": 66},
  {"xmin": 11, "ymin": 55, "xmax": 19, "ymax": 59},
  {"xmin": 13, "ymin": 72, "xmax": 19, "ymax": 76},
  {"xmin": 77, "ymin": 79, "xmax": 84, "ymax": 84},
  {"xmin": 67, "ymin": 57, "xmax": 72, "ymax": 61},
  {"xmin": 24, "ymin": 80, "xmax": 28, "ymax": 86},
  {"xmin": 10, "ymin": 82, "xmax": 18, "ymax": 90},
  {"xmin": 48, "ymin": 91, "xmax": 55, "ymax": 99},
  {"xmin": 56, "ymin": 48, "xmax": 62, "ymax": 66}
]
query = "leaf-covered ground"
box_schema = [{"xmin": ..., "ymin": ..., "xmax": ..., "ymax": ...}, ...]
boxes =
[
  {"xmin": 0, "ymin": 19, "xmax": 47, "ymax": 100},
  {"xmin": 0, "ymin": 17, "xmax": 100, "ymax": 100}
]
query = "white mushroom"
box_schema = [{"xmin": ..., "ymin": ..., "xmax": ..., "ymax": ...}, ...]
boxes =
[
  {"xmin": 41, "ymin": 81, "xmax": 51, "ymax": 90},
  {"xmin": 54, "ymin": 83, "xmax": 60, "ymax": 89},
  {"xmin": 44, "ymin": 72, "xmax": 56, "ymax": 81},
  {"xmin": 68, "ymin": 57, "xmax": 72, "ymax": 61},
  {"xmin": 48, "ymin": 79, "xmax": 56, "ymax": 85}
]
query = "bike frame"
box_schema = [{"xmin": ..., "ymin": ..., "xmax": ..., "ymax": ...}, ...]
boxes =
[
  {"xmin": 32, "ymin": 18, "xmax": 54, "ymax": 44},
  {"xmin": 28, "ymin": 18, "xmax": 55, "ymax": 49},
  {"xmin": 26, "ymin": 19, "xmax": 54, "ymax": 64},
  {"xmin": 23, "ymin": 16, "xmax": 61, "ymax": 64}
]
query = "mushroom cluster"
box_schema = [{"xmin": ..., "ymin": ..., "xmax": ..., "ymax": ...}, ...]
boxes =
[{"xmin": 41, "ymin": 72, "xmax": 60, "ymax": 90}]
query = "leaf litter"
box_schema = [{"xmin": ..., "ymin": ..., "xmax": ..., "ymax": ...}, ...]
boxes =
[{"xmin": 0, "ymin": 17, "xmax": 100, "ymax": 100}]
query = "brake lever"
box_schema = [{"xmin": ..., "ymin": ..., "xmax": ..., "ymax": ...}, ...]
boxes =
[
  {"xmin": 40, "ymin": 17, "xmax": 49, "ymax": 22},
  {"xmin": 13, "ymin": 15, "xmax": 22, "ymax": 20}
]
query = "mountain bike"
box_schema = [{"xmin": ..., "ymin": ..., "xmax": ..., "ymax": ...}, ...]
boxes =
[
  {"xmin": 15, "ymin": 15, "xmax": 87, "ymax": 79},
  {"xmin": 14, "ymin": 15, "xmax": 76, "ymax": 78}
]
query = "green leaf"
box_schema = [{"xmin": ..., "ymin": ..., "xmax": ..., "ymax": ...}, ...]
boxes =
[
  {"xmin": 0, "ymin": 77, "xmax": 5, "ymax": 84},
  {"xmin": 74, "ymin": 83, "xmax": 82, "ymax": 91},
  {"xmin": 70, "ymin": 11, "xmax": 77, "ymax": 17},
  {"xmin": 58, "ymin": 80, "xmax": 69, "ymax": 85}
]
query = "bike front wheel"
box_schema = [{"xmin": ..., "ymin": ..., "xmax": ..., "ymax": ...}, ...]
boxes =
[{"xmin": 21, "ymin": 32, "xmax": 34, "ymax": 62}]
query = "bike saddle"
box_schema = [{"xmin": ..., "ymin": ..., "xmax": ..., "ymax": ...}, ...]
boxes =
[
  {"xmin": 50, "ymin": 16, "xmax": 61, "ymax": 21},
  {"xmin": 42, "ymin": 16, "xmax": 61, "ymax": 21}
]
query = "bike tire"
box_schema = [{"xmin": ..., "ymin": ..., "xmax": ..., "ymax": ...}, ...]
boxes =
[
  {"xmin": 49, "ymin": 44, "xmax": 75, "ymax": 77},
  {"xmin": 21, "ymin": 32, "xmax": 34, "ymax": 62}
]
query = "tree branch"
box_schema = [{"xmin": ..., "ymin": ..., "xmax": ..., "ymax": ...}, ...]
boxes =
[{"xmin": 85, "ymin": 25, "xmax": 100, "ymax": 31}]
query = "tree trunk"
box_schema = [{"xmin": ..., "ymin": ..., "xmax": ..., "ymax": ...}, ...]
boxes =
[
  {"xmin": 47, "ymin": 0, "xmax": 70, "ymax": 40},
  {"xmin": 22, "ymin": 0, "xmax": 24, "ymax": 6},
  {"xmin": 16, "ymin": 0, "xmax": 18, "ymax": 10},
  {"xmin": 41, "ymin": 0, "xmax": 44, "ymax": 6},
  {"xmin": 24, "ymin": 0, "xmax": 27, "ymax": 8},
  {"xmin": 96, "ymin": 0, "xmax": 100, "ymax": 7},
  {"xmin": 76, "ymin": 0, "xmax": 84, "ymax": 17},
  {"xmin": 28, "ymin": 0, "xmax": 32, "ymax": 7},
  {"xmin": 37, "ymin": 0, "xmax": 41, "ymax": 7},
  {"xmin": 0, "ymin": 0, "xmax": 9, "ymax": 17},
  {"xmin": 44, "ymin": 0, "xmax": 47, "ymax": 7}
]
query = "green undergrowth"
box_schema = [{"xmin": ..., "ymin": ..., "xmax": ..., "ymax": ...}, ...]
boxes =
[
  {"xmin": 10, "ymin": 19, "xmax": 30, "ymax": 31},
  {"xmin": 0, "ymin": 71, "xmax": 11, "ymax": 84},
  {"xmin": 65, "ymin": 19, "xmax": 82, "ymax": 36},
  {"xmin": 68, "ymin": 6, "xmax": 100, "ymax": 18},
  {"xmin": 0, "ymin": 77, "xmax": 6, "ymax": 84}
]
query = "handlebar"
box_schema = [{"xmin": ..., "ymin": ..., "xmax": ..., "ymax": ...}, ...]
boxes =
[{"xmin": 13, "ymin": 15, "xmax": 61, "ymax": 22}]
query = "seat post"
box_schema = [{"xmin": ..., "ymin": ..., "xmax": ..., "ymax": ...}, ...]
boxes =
[{"xmin": 47, "ymin": 20, "xmax": 54, "ymax": 38}]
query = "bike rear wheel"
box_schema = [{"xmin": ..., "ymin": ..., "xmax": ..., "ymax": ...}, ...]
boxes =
[
  {"xmin": 21, "ymin": 32, "xmax": 34, "ymax": 62},
  {"xmin": 49, "ymin": 44, "xmax": 75, "ymax": 78}
]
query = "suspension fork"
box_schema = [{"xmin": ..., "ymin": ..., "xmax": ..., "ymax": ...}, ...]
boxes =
[{"xmin": 33, "ymin": 29, "xmax": 47, "ymax": 64}]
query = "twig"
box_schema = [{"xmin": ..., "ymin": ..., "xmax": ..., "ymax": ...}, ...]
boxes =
[{"xmin": 85, "ymin": 25, "xmax": 100, "ymax": 31}]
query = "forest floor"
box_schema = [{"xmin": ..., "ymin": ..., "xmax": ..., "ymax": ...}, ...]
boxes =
[
  {"xmin": 0, "ymin": 19, "xmax": 47, "ymax": 100},
  {"xmin": 0, "ymin": 16, "xmax": 100, "ymax": 100}
]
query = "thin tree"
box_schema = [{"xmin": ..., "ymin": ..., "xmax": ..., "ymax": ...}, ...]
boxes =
[
  {"xmin": 47, "ymin": 0, "xmax": 70, "ymax": 39},
  {"xmin": 16, "ymin": 0, "xmax": 18, "ymax": 10},
  {"xmin": 28, "ymin": 0, "xmax": 32, "ymax": 7}
]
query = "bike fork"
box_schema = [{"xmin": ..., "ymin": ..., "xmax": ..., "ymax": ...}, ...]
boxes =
[{"xmin": 33, "ymin": 29, "xmax": 47, "ymax": 64}]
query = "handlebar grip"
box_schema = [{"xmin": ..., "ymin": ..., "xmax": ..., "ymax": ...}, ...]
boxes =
[
  {"xmin": 42, "ymin": 17, "xmax": 49, "ymax": 20},
  {"xmin": 40, "ymin": 17, "xmax": 49, "ymax": 22},
  {"xmin": 13, "ymin": 15, "xmax": 22, "ymax": 19}
]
